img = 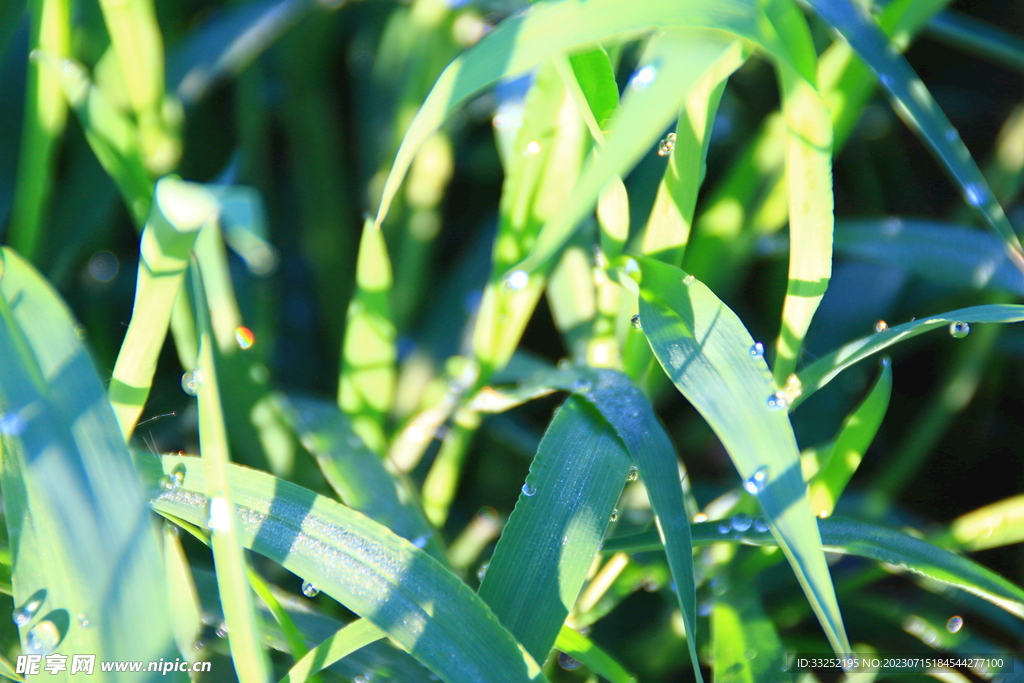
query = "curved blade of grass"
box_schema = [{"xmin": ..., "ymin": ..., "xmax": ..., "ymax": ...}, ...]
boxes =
[
  {"xmin": 278, "ymin": 618, "xmax": 385, "ymax": 683},
  {"xmin": 637, "ymin": 257, "xmax": 850, "ymax": 654},
  {"xmin": 606, "ymin": 517, "xmax": 1024, "ymax": 619},
  {"xmin": 945, "ymin": 494, "xmax": 1024, "ymax": 552},
  {"xmin": 793, "ymin": 304, "xmax": 1024, "ymax": 410},
  {"xmin": 8, "ymin": 0, "xmax": 69, "ymax": 263},
  {"xmin": 712, "ymin": 576, "xmax": 788, "ymax": 683},
  {"xmin": 189, "ymin": 264, "xmax": 273, "ymax": 683},
  {"xmin": 372, "ymin": 0, "xmax": 776, "ymax": 232},
  {"xmin": 515, "ymin": 31, "xmax": 745, "ymax": 274},
  {"xmin": 163, "ymin": 523, "xmax": 204, "ymax": 662},
  {"xmin": 0, "ymin": 249, "xmax": 178, "ymax": 677},
  {"xmin": 554, "ymin": 626, "xmax": 636, "ymax": 683},
  {"xmin": 338, "ymin": 220, "xmax": 396, "ymax": 454},
  {"xmin": 503, "ymin": 367, "xmax": 703, "ymax": 682},
  {"xmin": 151, "ymin": 455, "xmax": 548, "ymax": 683},
  {"xmin": 567, "ymin": 47, "xmax": 618, "ymax": 134},
  {"xmin": 280, "ymin": 394, "xmax": 444, "ymax": 563},
  {"xmin": 43, "ymin": 54, "xmax": 153, "ymax": 226},
  {"xmin": 478, "ymin": 396, "xmax": 632, "ymax": 664},
  {"xmin": 247, "ymin": 568, "xmax": 315, "ymax": 678},
  {"xmin": 926, "ymin": 11, "xmax": 1024, "ymax": 74},
  {"xmin": 110, "ymin": 178, "xmax": 216, "ymax": 439},
  {"xmin": 808, "ymin": 359, "xmax": 891, "ymax": 518},
  {"xmin": 805, "ymin": 0, "xmax": 1024, "ymax": 272},
  {"xmin": 833, "ymin": 219, "xmax": 1024, "ymax": 296},
  {"xmin": 772, "ymin": 62, "xmax": 834, "ymax": 383}
]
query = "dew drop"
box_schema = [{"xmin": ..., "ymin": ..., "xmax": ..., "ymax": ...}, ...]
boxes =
[
  {"xmin": 630, "ymin": 314, "xmax": 642, "ymax": 330},
  {"xmin": 12, "ymin": 595, "xmax": 43, "ymax": 627},
  {"xmin": 718, "ymin": 521, "xmax": 732, "ymax": 534},
  {"xmin": 25, "ymin": 620, "xmax": 60, "ymax": 656},
  {"xmin": 503, "ymin": 269, "xmax": 529, "ymax": 291},
  {"xmin": 476, "ymin": 562, "xmax": 489, "ymax": 582},
  {"xmin": 234, "ymin": 326, "xmax": 255, "ymax": 350},
  {"xmin": 766, "ymin": 392, "xmax": 787, "ymax": 411},
  {"xmin": 693, "ymin": 512, "xmax": 707, "ymax": 523},
  {"xmin": 558, "ymin": 652, "xmax": 583, "ymax": 670},
  {"xmin": 949, "ymin": 321, "xmax": 971, "ymax": 338},
  {"xmin": 682, "ymin": 274, "xmax": 696, "ymax": 286},
  {"xmin": 630, "ymin": 65, "xmax": 657, "ymax": 91},
  {"xmin": 875, "ymin": 320, "xmax": 888, "ymax": 332},
  {"xmin": 965, "ymin": 183, "xmax": 985, "ymax": 207},
  {"xmin": 731, "ymin": 513, "xmax": 752, "ymax": 532},
  {"xmin": 749, "ymin": 342, "xmax": 764, "ymax": 358},
  {"xmin": 610, "ymin": 509, "xmax": 619, "ymax": 523},
  {"xmin": 744, "ymin": 466, "xmax": 769, "ymax": 495},
  {"xmin": 525, "ymin": 140, "xmax": 541, "ymax": 155},
  {"xmin": 354, "ymin": 676, "xmax": 369, "ymax": 683},
  {"xmin": 77, "ymin": 613, "xmax": 90, "ymax": 628},
  {"xmin": 753, "ymin": 517, "xmax": 770, "ymax": 533},
  {"xmin": 412, "ymin": 534, "xmax": 430, "ymax": 549},
  {"xmin": 181, "ymin": 369, "xmax": 202, "ymax": 396},
  {"xmin": 215, "ymin": 622, "xmax": 228, "ymax": 638},
  {"xmin": 818, "ymin": 509, "xmax": 830, "ymax": 519},
  {"xmin": 159, "ymin": 467, "xmax": 184, "ymax": 492},
  {"xmin": 946, "ymin": 615, "xmax": 964, "ymax": 633},
  {"xmin": 573, "ymin": 379, "xmax": 592, "ymax": 393},
  {"xmin": 207, "ymin": 496, "xmax": 230, "ymax": 531},
  {"xmin": 626, "ymin": 466, "xmax": 639, "ymax": 482},
  {"xmin": 657, "ymin": 132, "xmax": 676, "ymax": 157},
  {"xmin": 301, "ymin": 581, "xmax": 320, "ymax": 598},
  {"xmin": 521, "ymin": 482, "xmax": 536, "ymax": 497}
]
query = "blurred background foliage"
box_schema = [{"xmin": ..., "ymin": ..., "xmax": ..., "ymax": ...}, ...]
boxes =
[{"xmin": 2, "ymin": 0, "xmax": 1024, "ymax": 679}]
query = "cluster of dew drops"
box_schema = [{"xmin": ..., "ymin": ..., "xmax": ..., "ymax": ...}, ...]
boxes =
[{"xmin": 11, "ymin": 593, "xmax": 91, "ymax": 656}]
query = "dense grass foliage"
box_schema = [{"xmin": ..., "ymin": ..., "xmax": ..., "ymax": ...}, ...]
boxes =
[{"xmin": 0, "ymin": 0, "xmax": 1023, "ymax": 682}]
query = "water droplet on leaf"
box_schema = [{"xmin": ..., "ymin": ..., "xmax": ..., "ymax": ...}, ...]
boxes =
[
  {"xmin": 766, "ymin": 392, "xmax": 787, "ymax": 411},
  {"xmin": 77, "ymin": 613, "xmax": 89, "ymax": 628},
  {"xmin": 630, "ymin": 314, "xmax": 642, "ymax": 330},
  {"xmin": 477, "ymin": 562, "xmax": 489, "ymax": 582},
  {"xmin": 503, "ymin": 270, "xmax": 529, "ymax": 291},
  {"xmin": 558, "ymin": 652, "xmax": 583, "ymax": 670},
  {"xmin": 946, "ymin": 615, "xmax": 963, "ymax": 633},
  {"xmin": 26, "ymin": 620, "xmax": 60, "ymax": 655},
  {"xmin": 301, "ymin": 581, "xmax": 320, "ymax": 598},
  {"xmin": 682, "ymin": 274, "xmax": 696, "ymax": 286},
  {"xmin": 521, "ymin": 482, "xmax": 536, "ymax": 497},
  {"xmin": 181, "ymin": 370, "xmax": 202, "ymax": 396},
  {"xmin": 744, "ymin": 467, "xmax": 769, "ymax": 495},
  {"xmin": 749, "ymin": 342, "xmax": 764, "ymax": 358},
  {"xmin": 235, "ymin": 326, "xmax": 255, "ymax": 350},
  {"xmin": 626, "ymin": 466, "xmax": 639, "ymax": 482},
  {"xmin": 610, "ymin": 509, "xmax": 619, "ymax": 523},
  {"xmin": 12, "ymin": 595, "xmax": 43, "ymax": 627},
  {"xmin": 754, "ymin": 518, "xmax": 770, "ymax": 533},
  {"xmin": 731, "ymin": 513, "xmax": 752, "ymax": 532},
  {"xmin": 658, "ymin": 132, "xmax": 676, "ymax": 156},
  {"xmin": 949, "ymin": 321, "xmax": 971, "ymax": 338},
  {"xmin": 875, "ymin": 320, "xmax": 888, "ymax": 332}
]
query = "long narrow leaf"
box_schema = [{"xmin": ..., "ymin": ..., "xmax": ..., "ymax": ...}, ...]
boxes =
[{"xmin": 150, "ymin": 455, "xmax": 548, "ymax": 683}]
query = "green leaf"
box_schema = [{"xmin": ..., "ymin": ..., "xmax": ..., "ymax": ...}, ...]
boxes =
[
  {"xmin": 281, "ymin": 394, "xmax": 444, "ymax": 563},
  {"xmin": 567, "ymin": 47, "xmax": 618, "ymax": 133},
  {"xmin": 832, "ymin": 219, "xmax": 1024, "ymax": 296},
  {"xmin": 554, "ymin": 626, "xmax": 636, "ymax": 683},
  {"xmin": 808, "ymin": 359, "xmax": 892, "ymax": 518},
  {"xmin": 478, "ymin": 396, "xmax": 631, "ymax": 664},
  {"xmin": 712, "ymin": 577, "xmax": 789, "ymax": 683},
  {"xmin": 338, "ymin": 220, "xmax": 397, "ymax": 454},
  {"xmin": 278, "ymin": 619, "xmax": 385, "ymax": 683},
  {"xmin": 605, "ymin": 517, "xmax": 1024, "ymax": 620},
  {"xmin": 0, "ymin": 248, "xmax": 179, "ymax": 679},
  {"xmin": 515, "ymin": 30, "xmax": 746, "ymax": 274},
  {"xmin": 189, "ymin": 263, "xmax": 273, "ymax": 683},
  {"xmin": 637, "ymin": 257, "xmax": 850, "ymax": 654},
  {"xmin": 150, "ymin": 455, "xmax": 548, "ymax": 683},
  {"xmin": 372, "ymin": 0, "xmax": 776, "ymax": 234},
  {"xmin": 805, "ymin": 0, "xmax": 1024, "ymax": 270},
  {"xmin": 947, "ymin": 494, "xmax": 1024, "ymax": 551},
  {"xmin": 793, "ymin": 304, "xmax": 1024, "ymax": 410},
  {"xmin": 109, "ymin": 178, "xmax": 215, "ymax": 439}
]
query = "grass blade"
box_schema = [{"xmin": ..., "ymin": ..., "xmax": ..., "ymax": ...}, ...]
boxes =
[
  {"xmin": 807, "ymin": 359, "xmax": 891, "ymax": 518},
  {"xmin": 772, "ymin": 63, "xmax": 834, "ymax": 383},
  {"xmin": 151, "ymin": 455, "xmax": 549, "ymax": 683},
  {"xmin": 163, "ymin": 523, "xmax": 204, "ymax": 662},
  {"xmin": 554, "ymin": 626, "xmax": 635, "ymax": 683},
  {"xmin": 637, "ymin": 257, "xmax": 850, "ymax": 654},
  {"xmin": 282, "ymin": 394, "xmax": 444, "ymax": 563},
  {"xmin": 832, "ymin": 219, "xmax": 1024, "ymax": 296},
  {"xmin": 478, "ymin": 396, "xmax": 631, "ymax": 664},
  {"xmin": 926, "ymin": 11, "xmax": 1024, "ymax": 74},
  {"xmin": 793, "ymin": 304, "xmax": 1024, "ymax": 410},
  {"xmin": 109, "ymin": 178, "xmax": 216, "ymax": 439},
  {"xmin": 338, "ymin": 220, "xmax": 396, "ymax": 454},
  {"xmin": 372, "ymin": 0, "xmax": 774, "ymax": 232},
  {"xmin": 278, "ymin": 619, "xmax": 385, "ymax": 683},
  {"xmin": 515, "ymin": 31, "xmax": 745, "ymax": 274},
  {"xmin": 0, "ymin": 249, "xmax": 178, "ymax": 677},
  {"xmin": 947, "ymin": 495, "xmax": 1024, "ymax": 551},
  {"xmin": 607, "ymin": 517, "xmax": 1024, "ymax": 620},
  {"xmin": 8, "ymin": 0, "xmax": 69, "ymax": 263},
  {"xmin": 712, "ymin": 576, "xmax": 788, "ymax": 683},
  {"xmin": 189, "ymin": 264, "xmax": 273, "ymax": 683},
  {"xmin": 805, "ymin": 0, "xmax": 1024, "ymax": 271}
]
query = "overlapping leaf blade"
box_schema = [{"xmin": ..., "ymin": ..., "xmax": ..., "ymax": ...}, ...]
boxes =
[
  {"xmin": 0, "ymin": 249, "xmax": 179, "ymax": 681},
  {"xmin": 637, "ymin": 257, "xmax": 850, "ymax": 654},
  {"xmin": 151, "ymin": 455, "xmax": 547, "ymax": 683}
]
